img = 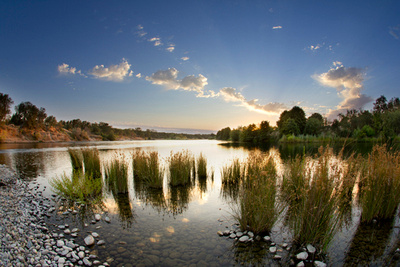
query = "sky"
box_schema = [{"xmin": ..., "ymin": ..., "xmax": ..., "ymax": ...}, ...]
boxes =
[{"xmin": 1, "ymin": 0, "xmax": 400, "ymax": 133}]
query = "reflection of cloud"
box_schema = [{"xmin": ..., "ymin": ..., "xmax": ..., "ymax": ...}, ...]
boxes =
[
  {"xmin": 89, "ymin": 58, "xmax": 133, "ymax": 82},
  {"xmin": 58, "ymin": 63, "xmax": 85, "ymax": 76},
  {"xmin": 219, "ymin": 87, "xmax": 286, "ymax": 115},
  {"xmin": 314, "ymin": 62, "xmax": 373, "ymax": 120},
  {"xmin": 182, "ymin": 218, "xmax": 189, "ymax": 223},
  {"xmin": 166, "ymin": 226, "xmax": 175, "ymax": 233},
  {"xmin": 149, "ymin": 232, "xmax": 161, "ymax": 243},
  {"xmin": 272, "ymin": 26, "xmax": 282, "ymax": 30},
  {"xmin": 389, "ymin": 25, "xmax": 400, "ymax": 39}
]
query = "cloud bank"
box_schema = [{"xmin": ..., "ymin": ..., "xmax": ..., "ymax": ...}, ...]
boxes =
[
  {"xmin": 89, "ymin": 58, "xmax": 133, "ymax": 82},
  {"xmin": 147, "ymin": 68, "xmax": 286, "ymax": 114},
  {"xmin": 314, "ymin": 62, "xmax": 373, "ymax": 120}
]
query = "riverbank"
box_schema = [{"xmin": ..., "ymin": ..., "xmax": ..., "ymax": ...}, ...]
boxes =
[{"xmin": 0, "ymin": 165, "xmax": 109, "ymax": 266}]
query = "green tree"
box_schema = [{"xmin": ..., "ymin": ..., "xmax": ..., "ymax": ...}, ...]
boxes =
[
  {"xmin": 0, "ymin": 93, "xmax": 13, "ymax": 123},
  {"xmin": 256, "ymin": 120, "xmax": 271, "ymax": 143},
  {"xmin": 10, "ymin": 102, "xmax": 47, "ymax": 129},
  {"xmin": 216, "ymin": 127, "xmax": 231, "ymax": 140},
  {"xmin": 304, "ymin": 117, "xmax": 323, "ymax": 136},
  {"xmin": 240, "ymin": 124, "xmax": 257, "ymax": 143},
  {"xmin": 230, "ymin": 128, "xmax": 241, "ymax": 142},
  {"xmin": 281, "ymin": 118, "xmax": 300, "ymax": 136},
  {"xmin": 277, "ymin": 106, "xmax": 306, "ymax": 135}
]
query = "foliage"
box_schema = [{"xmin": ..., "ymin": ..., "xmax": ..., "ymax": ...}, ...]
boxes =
[
  {"xmin": 0, "ymin": 93, "xmax": 13, "ymax": 123},
  {"xmin": 168, "ymin": 150, "xmax": 194, "ymax": 186},
  {"xmin": 105, "ymin": 158, "xmax": 129, "ymax": 194},
  {"xmin": 132, "ymin": 150, "xmax": 163, "ymax": 189},
  {"xmin": 196, "ymin": 153, "xmax": 207, "ymax": 179},
  {"xmin": 81, "ymin": 148, "xmax": 101, "ymax": 179},
  {"xmin": 68, "ymin": 149, "xmax": 83, "ymax": 170},
  {"xmin": 216, "ymin": 127, "xmax": 231, "ymax": 140},
  {"xmin": 10, "ymin": 101, "xmax": 47, "ymax": 129}
]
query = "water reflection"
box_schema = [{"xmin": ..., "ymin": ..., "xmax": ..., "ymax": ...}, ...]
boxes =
[{"xmin": 166, "ymin": 184, "xmax": 192, "ymax": 216}]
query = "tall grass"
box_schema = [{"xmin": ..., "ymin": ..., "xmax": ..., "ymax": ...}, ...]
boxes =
[
  {"xmin": 132, "ymin": 150, "xmax": 163, "ymax": 189},
  {"xmin": 105, "ymin": 158, "xmax": 129, "ymax": 194},
  {"xmin": 50, "ymin": 172, "xmax": 103, "ymax": 204},
  {"xmin": 197, "ymin": 153, "xmax": 207, "ymax": 179},
  {"xmin": 359, "ymin": 145, "xmax": 400, "ymax": 223},
  {"xmin": 221, "ymin": 158, "xmax": 244, "ymax": 200},
  {"xmin": 285, "ymin": 146, "xmax": 342, "ymax": 251},
  {"xmin": 232, "ymin": 152, "xmax": 281, "ymax": 234},
  {"xmin": 82, "ymin": 148, "xmax": 101, "ymax": 178},
  {"xmin": 68, "ymin": 148, "xmax": 83, "ymax": 170},
  {"xmin": 168, "ymin": 150, "xmax": 194, "ymax": 186}
]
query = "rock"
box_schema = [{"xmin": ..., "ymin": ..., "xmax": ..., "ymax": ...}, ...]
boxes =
[
  {"xmin": 307, "ymin": 244, "xmax": 316, "ymax": 253},
  {"xmin": 269, "ymin": 246, "xmax": 277, "ymax": 253},
  {"xmin": 84, "ymin": 235, "xmax": 95, "ymax": 246},
  {"xmin": 273, "ymin": 255, "xmax": 282, "ymax": 260},
  {"xmin": 217, "ymin": 231, "xmax": 223, "ymax": 236},
  {"xmin": 71, "ymin": 228, "xmax": 79, "ymax": 233},
  {"xmin": 94, "ymin": 214, "xmax": 101, "ymax": 221},
  {"xmin": 223, "ymin": 230, "xmax": 230, "ymax": 236},
  {"xmin": 297, "ymin": 261, "xmax": 305, "ymax": 267},
  {"xmin": 282, "ymin": 243, "xmax": 288, "ymax": 248},
  {"xmin": 57, "ymin": 240, "xmax": 65, "ymax": 248},
  {"xmin": 248, "ymin": 231, "xmax": 254, "ymax": 238},
  {"xmin": 105, "ymin": 216, "xmax": 111, "ymax": 223},
  {"xmin": 83, "ymin": 257, "xmax": 92, "ymax": 266},
  {"xmin": 78, "ymin": 251, "xmax": 85, "ymax": 259},
  {"xmin": 236, "ymin": 231, "xmax": 243, "ymax": 238},
  {"xmin": 91, "ymin": 232, "xmax": 99, "ymax": 238},
  {"xmin": 263, "ymin": 235, "xmax": 271, "ymax": 241},
  {"xmin": 239, "ymin": 236, "xmax": 250, "ymax": 242},
  {"xmin": 64, "ymin": 229, "xmax": 71, "ymax": 235},
  {"xmin": 97, "ymin": 240, "xmax": 105, "ymax": 245},
  {"xmin": 296, "ymin": 252, "xmax": 308, "ymax": 260},
  {"xmin": 229, "ymin": 233, "xmax": 236, "ymax": 239},
  {"xmin": 314, "ymin": 261, "xmax": 327, "ymax": 267}
]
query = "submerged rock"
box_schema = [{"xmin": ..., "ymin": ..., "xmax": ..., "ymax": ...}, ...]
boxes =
[
  {"xmin": 314, "ymin": 261, "xmax": 327, "ymax": 267},
  {"xmin": 269, "ymin": 246, "xmax": 277, "ymax": 253},
  {"xmin": 84, "ymin": 235, "xmax": 95, "ymax": 246},
  {"xmin": 307, "ymin": 244, "xmax": 316, "ymax": 254},
  {"xmin": 296, "ymin": 251, "xmax": 308, "ymax": 260},
  {"xmin": 239, "ymin": 235, "xmax": 250, "ymax": 242},
  {"xmin": 95, "ymin": 214, "xmax": 101, "ymax": 221}
]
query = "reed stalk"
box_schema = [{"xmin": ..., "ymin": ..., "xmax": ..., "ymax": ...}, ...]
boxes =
[
  {"xmin": 168, "ymin": 150, "xmax": 194, "ymax": 186},
  {"xmin": 196, "ymin": 153, "xmax": 207, "ymax": 179},
  {"xmin": 105, "ymin": 158, "xmax": 129, "ymax": 194},
  {"xmin": 81, "ymin": 148, "xmax": 101, "ymax": 179},
  {"xmin": 132, "ymin": 150, "xmax": 163, "ymax": 189},
  {"xmin": 68, "ymin": 148, "xmax": 83, "ymax": 170}
]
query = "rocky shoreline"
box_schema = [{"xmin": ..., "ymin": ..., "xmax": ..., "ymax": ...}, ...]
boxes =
[{"xmin": 0, "ymin": 165, "xmax": 108, "ymax": 267}]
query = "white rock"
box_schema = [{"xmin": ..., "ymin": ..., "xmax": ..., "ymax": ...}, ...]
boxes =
[
  {"xmin": 239, "ymin": 236, "xmax": 250, "ymax": 242},
  {"xmin": 105, "ymin": 216, "xmax": 110, "ymax": 223},
  {"xmin": 229, "ymin": 233, "xmax": 236, "ymax": 239},
  {"xmin": 78, "ymin": 251, "xmax": 85, "ymax": 259},
  {"xmin": 97, "ymin": 240, "xmax": 105, "ymax": 246},
  {"xmin": 57, "ymin": 240, "xmax": 64, "ymax": 248},
  {"xmin": 91, "ymin": 232, "xmax": 99, "ymax": 238},
  {"xmin": 83, "ymin": 257, "xmax": 92, "ymax": 266},
  {"xmin": 263, "ymin": 235, "xmax": 271, "ymax": 241},
  {"xmin": 297, "ymin": 261, "xmax": 305, "ymax": 267},
  {"xmin": 273, "ymin": 255, "xmax": 282, "ymax": 260},
  {"xmin": 307, "ymin": 244, "xmax": 316, "ymax": 253},
  {"xmin": 94, "ymin": 214, "xmax": 101, "ymax": 221},
  {"xmin": 236, "ymin": 232, "xmax": 243, "ymax": 238},
  {"xmin": 71, "ymin": 228, "xmax": 79, "ymax": 233},
  {"xmin": 314, "ymin": 261, "xmax": 327, "ymax": 267},
  {"xmin": 217, "ymin": 231, "xmax": 223, "ymax": 236},
  {"xmin": 269, "ymin": 246, "xmax": 277, "ymax": 253},
  {"xmin": 84, "ymin": 235, "xmax": 95, "ymax": 246},
  {"xmin": 248, "ymin": 231, "xmax": 254, "ymax": 238},
  {"xmin": 296, "ymin": 252, "xmax": 308, "ymax": 260}
]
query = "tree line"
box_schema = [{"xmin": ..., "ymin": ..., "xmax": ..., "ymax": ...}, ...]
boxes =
[
  {"xmin": 216, "ymin": 95, "xmax": 400, "ymax": 144},
  {"xmin": 0, "ymin": 93, "xmax": 215, "ymax": 141}
]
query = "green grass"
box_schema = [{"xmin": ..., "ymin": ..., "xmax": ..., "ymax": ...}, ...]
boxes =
[
  {"xmin": 132, "ymin": 150, "xmax": 163, "ymax": 189},
  {"xmin": 221, "ymin": 158, "xmax": 244, "ymax": 200},
  {"xmin": 359, "ymin": 145, "xmax": 400, "ymax": 223},
  {"xmin": 82, "ymin": 148, "xmax": 101, "ymax": 179},
  {"xmin": 105, "ymin": 158, "xmax": 129, "ymax": 194},
  {"xmin": 196, "ymin": 153, "xmax": 207, "ymax": 179},
  {"xmin": 233, "ymin": 152, "xmax": 281, "ymax": 234},
  {"xmin": 68, "ymin": 148, "xmax": 83, "ymax": 170},
  {"xmin": 50, "ymin": 172, "xmax": 103, "ymax": 204},
  {"xmin": 168, "ymin": 150, "xmax": 194, "ymax": 186}
]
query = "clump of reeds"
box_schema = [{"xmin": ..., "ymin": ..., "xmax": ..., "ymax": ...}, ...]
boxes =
[
  {"xmin": 281, "ymin": 154, "xmax": 309, "ymax": 206},
  {"xmin": 286, "ymin": 146, "xmax": 341, "ymax": 251},
  {"xmin": 233, "ymin": 152, "xmax": 281, "ymax": 234},
  {"xmin": 82, "ymin": 148, "xmax": 101, "ymax": 178},
  {"xmin": 105, "ymin": 158, "xmax": 129, "ymax": 194},
  {"xmin": 50, "ymin": 172, "xmax": 103, "ymax": 204},
  {"xmin": 196, "ymin": 153, "xmax": 207, "ymax": 179},
  {"xmin": 358, "ymin": 145, "xmax": 400, "ymax": 223},
  {"xmin": 68, "ymin": 148, "xmax": 83, "ymax": 170},
  {"xmin": 168, "ymin": 150, "xmax": 194, "ymax": 186},
  {"xmin": 221, "ymin": 158, "xmax": 244, "ymax": 185},
  {"xmin": 132, "ymin": 150, "xmax": 163, "ymax": 189}
]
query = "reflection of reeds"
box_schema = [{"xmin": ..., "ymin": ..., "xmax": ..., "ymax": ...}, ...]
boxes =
[
  {"xmin": 168, "ymin": 150, "xmax": 194, "ymax": 186},
  {"xmin": 359, "ymin": 145, "xmax": 400, "ymax": 223},
  {"xmin": 50, "ymin": 172, "xmax": 103, "ymax": 204},
  {"xmin": 221, "ymin": 158, "xmax": 244, "ymax": 200},
  {"xmin": 68, "ymin": 148, "xmax": 83, "ymax": 170},
  {"xmin": 82, "ymin": 148, "xmax": 101, "ymax": 179},
  {"xmin": 105, "ymin": 158, "xmax": 129, "ymax": 194},
  {"xmin": 132, "ymin": 150, "xmax": 163, "ymax": 189},
  {"xmin": 167, "ymin": 184, "xmax": 191, "ymax": 215},
  {"xmin": 233, "ymin": 152, "xmax": 280, "ymax": 234}
]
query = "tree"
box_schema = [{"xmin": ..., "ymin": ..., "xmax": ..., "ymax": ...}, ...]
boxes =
[
  {"xmin": 277, "ymin": 106, "xmax": 306, "ymax": 135},
  {"xmin": 256, "ymin": 121, "xmax": 271, "ymax": 143},
  {"xmin": 281, "ymin": 118, "xmax": 300, "ymax": 136},
  {"xmin": 240, "ymin": 124, "xmax": 257, "ymax": 143},
  {"xmin": 304, "ymin": 118, "xmax": 323, "ymax": 136},
  {"xmin": 0, "ymin": 93, "xmax": 13, "ymax": 123},
  {"xmin": 230, "ymin": 128, "xmax": 241, "ymax": 142},
  {"xmin": 45, "ymin": 116, "xmax": 58, "ymax": 128},
  {"xmin": 216, "ymin": 127, "xmax": 231, "ymax": 140},
  {"xmin": 373, "ymin": 95, "xmax": 388, "ymax": 114},
  {"xmin": 10, "ymin": 102, "xmax": 47, "ymax": 129}
]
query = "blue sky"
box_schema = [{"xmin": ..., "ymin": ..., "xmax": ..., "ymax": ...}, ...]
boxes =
[{"xmin": 1, "ymin": 0, "xmax": 399, "ymax": 133}]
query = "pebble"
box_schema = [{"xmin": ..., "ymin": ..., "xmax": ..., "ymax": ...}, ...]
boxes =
[{"xmin": 296, "ymin": 251, "xmax": 308, "ymax": 260}]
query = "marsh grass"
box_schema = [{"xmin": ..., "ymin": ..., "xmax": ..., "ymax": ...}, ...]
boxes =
[
  {"xmin": 132, "ymin": 150, "xmax": 163, "ymax": 189},
  {"xmin": 168, "ymin": 150, "xmax": 194, "ymax": 186},
  {"xmin": 285, "ymin": 146, "xmax": 342, "ymax": 251},
  {"xmin": 359, "ymin": 145, "xmax": 400, "ymax": 223},
  {"xmin": 68, "ymin": 148, "xmax": 83, "ymax": 170},
  {"xmin": 281, "ymin": 155, "xmax": 309, "ymax": 207},
  {"xmin": 221, "ymin": 158, "xmax": 244, "ymax": 200},
  {"xmin": 50, "ymin": 172, "xmax": 103, "ymax": 204},
  {"xmin": 105, "ymin": 158, "xmax": 129, "ymax": 194},
  {"xmin": 82, "ymin": 148, "xmax": 101, "ymax": 178},
  {"xmin": 232, "ymin": 152, "xmax": 281, "ymax": 234},
  {"xmin": 197, "ymin": 153, "xmax": 207, "ymax": 179}
]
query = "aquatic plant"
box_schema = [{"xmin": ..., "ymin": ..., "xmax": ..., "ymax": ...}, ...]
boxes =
[
  {"xmin": 221, "ymin": 158, "xmax": 244, "ymax": 185},
  {"xmin": 132, "ymin": 150, "xmax": 163, "ymax": 189},
  {"xmin": 196, "ymin": 153, "xmax": 207, "ymax": 179},
  {"xmin": 233, "ymin": 152, "xmax": 281, "ymax": 234},
  {"xmin": 359, "ymin": 145, "xmax": 400, "ymax": 223},
  {"xmin": 50, "ymin": 172, "xmax": 103, "ymax": 204},
  {"xmin": 105, "ymin": 158, "xmax": 129, "ymax": 194},
  {"xmin": 168, "ymin": 150, "xmax": 194, "ymax": 186},
  {"xmin": 81, "ymin": 148, "xmax": 101, "ymax": 179},
  {"xmin": 68, "ymin": 148, "xmax": 83, "ymax": 170}
]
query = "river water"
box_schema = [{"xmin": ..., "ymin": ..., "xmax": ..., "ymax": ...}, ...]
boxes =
[{"xmin": 0, "ymin": 140, "xmax": 399, "ymax": 266}]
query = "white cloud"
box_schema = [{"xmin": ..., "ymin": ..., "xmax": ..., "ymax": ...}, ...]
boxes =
[
  {"xmin": 272, "ymin": 26, "xmax": 282, "ymax": 30},
  {"xmin": 181, "ymin": 56, "xmax": 189, "ymax": 61},
  {"xmin": 89, "ymin": 58, "xmax": 133, "ymax": 82},
  {"xmin": 166, "ymin": 46, "xmax": 175, "ymax": 52},
  {"xmin": 146, "ymin": 68, "xmax": 180, "ymax": 89},
  {"xmin": 148, "ymin": 37, "xmax": 162, "ymax": 46},
  {"xmin": 313, "ymin": 62, "xmax": 373, "ymax": 120},
  {"xmin": 137, "ymin": 24, "xmax": 143, "ymax": 30},
  {"xmin": 389, "ymin": 25, "xmax": 400, "ymax": 39},
  {"xmin": 58, "ymin": 63, "xmax": 84, "ymax": 76},
  {"xmin": 219, "ymin": 87, "xmax": 286, "ymax": 115},
  {"xmin": 309, "ymin": 44, "xmax": 322, "ymax": 51},
  {"xmin": 136, "ymin": 73, "xmax": 142, "ymax": 78}
]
